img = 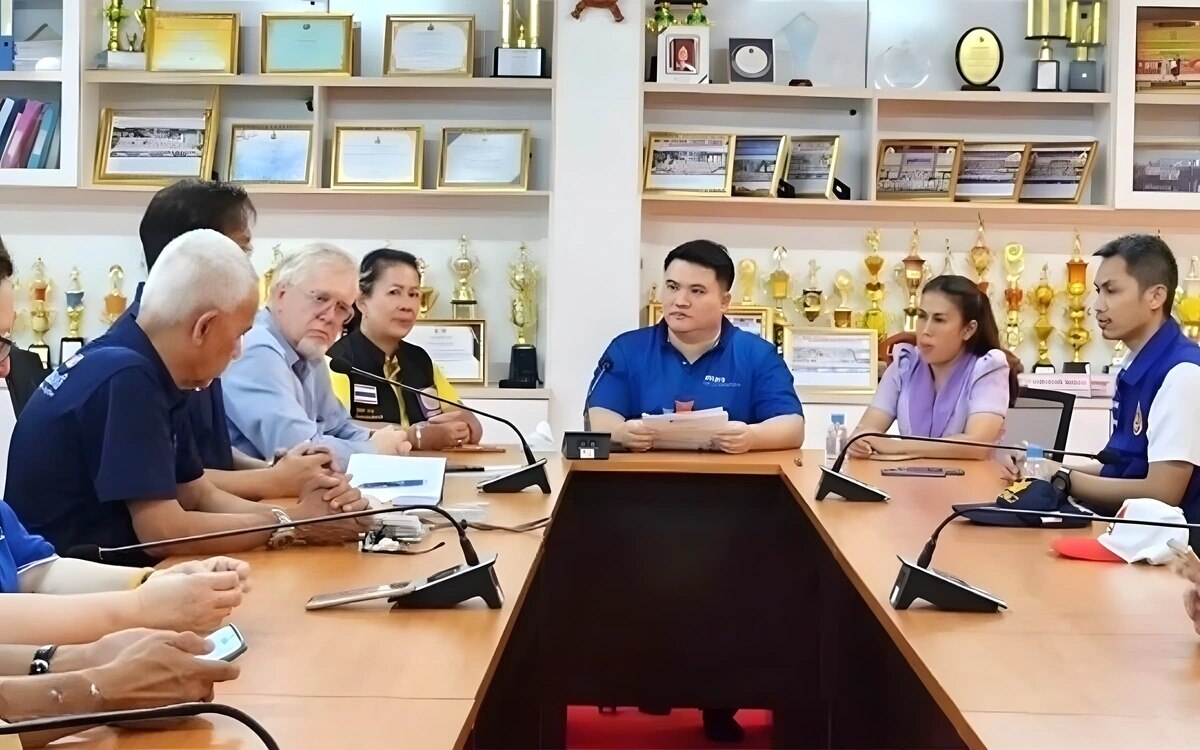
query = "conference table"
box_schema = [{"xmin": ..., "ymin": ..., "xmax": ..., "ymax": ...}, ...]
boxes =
[{"xmin": 58, "ymin": 450, "xmax": 1200, "ymax": 749}]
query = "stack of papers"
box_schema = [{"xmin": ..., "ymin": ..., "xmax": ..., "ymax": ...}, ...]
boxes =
[
  {"xmin": 15, "ymin": 25, "xmax": 62, "ymax": 72},
  {"xmin": 640, "ymin": 407, "xmax": 729, "ymax": 451}
]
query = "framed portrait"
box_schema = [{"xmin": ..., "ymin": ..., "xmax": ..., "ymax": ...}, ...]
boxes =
[
  {"xmin": 784, "ymin": 135, "xmax": 840, "ymax": 198},
  {"xmin": 1133, "ymin": 141, "xmax": 1200, "ymax": 193},
  {"xmin": 643, "ymin": 132, "xmax": 734, "ymax": 197},
  {"xmin": 731, "ymin": 135, "xmax": 788, "ymax": 198},
  {"xmin": 384, "ymin": 15, "xmax": 474, "ymax": 77},
  {"xmin": 331, "ymin": 125, "xmax": 423, "ymax": 190},
  {"xmin": 260, "ymin": 12, "xmax": 353, "ymax": 75},
  {"xmin": 645, "ymin": 303, "xmax": 774, "ymax": 342},
  {"xmin": 406, "ymin": 319, "xmax": 487, "ymax": 385},
  {"xmin": 228, "ymin": 123, "xmax": 314, "ymax": 185},
  {"xmin": 875, "ymin": 139, "xmax": 963, "ymax": 200},
  {"xmin": 786, "ymin": 327, "xmax": 878, "ymax": 394},
  {"xmin": 146, "ymin": 12, "xmax": 240, "ymax": 73},
  {"xmin": 1018, "ymin": 141, "xmax": 1097, "ymax": 204},
  {"xmin": 436, "ymin": 127, "xmax": 531, "ymax": 191},
  {"xmin": 94, "ymin": 108, "xmax": 215, "ymax": 185},
  {"xmin": 952, "ymin": 142, "xmax": 1030, "ymax": 202},
  {"xmin": 657, "ymin": 25, "xmax": 710, "ymax": 84}
]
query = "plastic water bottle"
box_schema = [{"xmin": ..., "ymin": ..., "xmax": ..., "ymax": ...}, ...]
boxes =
[
  {"xmin": 1024, "ymin": 443, "xmax": 1050, "ymax": 481},
  {"xmin": 825, "ymin": 414, "xmax": 848, "ymax": 465}
]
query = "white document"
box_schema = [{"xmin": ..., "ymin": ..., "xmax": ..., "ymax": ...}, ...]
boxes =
[
  {"xmin": 443, "ymin": 131, "xmax": 524, "ymax": 185},
  {"xmin": 639, "ymin": 407, "xmax": 729, "ymax": 451},
  {"xmin": 347, "ymin": 454, "xmax": 446, "ymax": 508}
]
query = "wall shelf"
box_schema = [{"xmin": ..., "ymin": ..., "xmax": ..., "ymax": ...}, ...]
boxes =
[
  {"xmin": 83, "ymin": 70, "xmax": 553, "ymax": 90},
  {"xmin": 0, "ymin": 71, "xmax": 64, "ymax": 83},
  {"xmin": 643, "ymin": 82, "xmax": 1112, "ymax": 106}
]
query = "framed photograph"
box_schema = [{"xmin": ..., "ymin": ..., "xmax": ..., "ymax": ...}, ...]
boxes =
[
  {"xmin": 331, "ymin": 125, "xmax": 423, "ymax": 190},
  {"xmin": 94, "ymin": 108, "xmax": 215, "ymax": 185},
  {"xmin": 261, "ymin": 13, "xmax": 353, "ymax": 75},
  {"xmin": 1018, "ymin": 141, "xmax": 1097, "ymax": 204},
  {"xmin": 952, "ymin": 142, "xmax": 1030, "ymax": 202},
  {"xmin": 786, "ymin": 327, "xmax": 878, "ymax": 394},
  {"xmin": 405, "ymin": 319, "xmax": 487, "ymax": 385},
  {"xmin": 729, "ymin": 38, "xmax": 775, "ymax": 83},
  {"xmin": 228, "ymin": 123, "xmax": 313, "ymax": 185},
  {"xmin": 657, "ymin": 25, "xmax": 710, "ymax": 84},
  {"xmin": 384, "ymin": 15, "xmax": 473, "ymax": 77},
  {"xmin": 146, "ymin": 12, "xmax": 240, "ymax": 73},
  {"xmin": 1136, "ymin": 19, "xmax": 1200, "ymax": 90},
  {"xmin": 643, "ymin": 132, "xmax": 734, "ymax": 197},
  {"xmin": 436, "ymin": 127, "xmax": 530, "ymax": 191},
  {"xmin": 1132, "ymin": 142, "xmax": 1200, "ymax": 193},
  {"xmin": 731, "ymin": 135, "xmax": 788, "ymax": 197},
  {"xmin": 876, "ymin": 140, "xmax": 963, "ymax": 200},
  {"xmin": 784, "ymin": 135, "xmax": 840, "ymax": 198},
  {"xmin": 646, "ymin": 303, "xmax": 774, "ymax": 342}
]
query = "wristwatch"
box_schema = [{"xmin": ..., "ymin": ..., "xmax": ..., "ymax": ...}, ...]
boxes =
[
  {"xmin": 1051, "ymin": 467, "xmax": 1073, "ymax": 496},
  {"xmin": 29, "ymin": 645, "xmax": 57, "ymax": 675},
  {"xmin": 267, "ymin": 508, "xmax": 297, "ymax": 550}
]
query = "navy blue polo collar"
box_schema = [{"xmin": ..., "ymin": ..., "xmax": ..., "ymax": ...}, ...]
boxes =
[
  {"xmin": 106, "ymin": 315, "xmax": 186, "ymax": 406},
  {"xmin": 1121, "ymin": 318, "xmax": 1184, "ymax": 388},
  {"xmin": 656, "ymin": 316, "xmax": 737, "ymax": 359}
]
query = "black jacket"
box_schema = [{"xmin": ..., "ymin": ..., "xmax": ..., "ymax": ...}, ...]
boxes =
[{"xmin": 7, "ymin": 346, "xmax": 48, "ymax": 417}]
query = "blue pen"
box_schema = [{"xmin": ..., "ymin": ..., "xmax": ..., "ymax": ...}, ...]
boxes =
[{"xmin": 359, "ymin": 479, "xmax": 426, "ymax": 489}]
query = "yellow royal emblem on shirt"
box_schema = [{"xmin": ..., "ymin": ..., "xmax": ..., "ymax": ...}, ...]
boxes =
[
  {"xmin": 1133, "ymin": 402, "xmax": 1144, "ymax": 436},
  {"xmin": 999, "ymin": 478, "xmax": 1033, "ymax": 502}
]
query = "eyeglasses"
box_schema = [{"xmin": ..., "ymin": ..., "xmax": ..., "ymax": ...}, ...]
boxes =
[{"xmin": 299, "ymin": 289, "xmax": 355, "ymax": 326}]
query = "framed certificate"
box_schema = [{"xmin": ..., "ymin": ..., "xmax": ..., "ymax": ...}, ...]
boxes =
[
  {"xmin": 784, "ymin": 136, "xmax": 840, "ymax": 198},
  {"xmin": 876, "ymin": 140, "xmax": 963, "ymax": 200},
  {"xmin": 146, "ymin": 12, "xmax": 239, "ymax": 73},
  {"xmin": 645, "ymin": 303, "xmax": 774, "ymax": 342},
  {"xmin": 437, "ymin": 127, "xmax": 531, "ymax": 191},
  {"xmin": 332, "ymin": 125, "xmax": 423, "ymax": 190},
  {"xmin": 731, "ymin": 135, "xmax": 788, "ymax": 198},
  {"xmin": 261, "ymin": 13, "xmax": 353, "ymax": 75},
  {"xmin": 643, "ymin": 132, "xmax": 735, "ymax": 197},
  {"xmin": 1019, "ymin": 141, "xmax": 1098, "ymax": 204},
  {"xmin": 228, "ymin": 123, "xmax": 313, "ymax": 185},
  {"xmin": 786, "ymin": 327, "xmax": 878, "ymax": 394},
  {"xmin": 1133, "ymin": 141, "xmax": 1200, "ymax": 193},
  {"xmin": 952, "ymin": 142, "xmax": 1030, "ymax": 202},
  {"xmin": 384, "ymin": 15, "xmax": 474, "ymax": 77},
  {"xmin": 94, "ymin": 108, "xmax": 216, "ymax": 185},
  {"xmin": 406, "ymin": 320, "xmax": 487, "ymax": 385}
]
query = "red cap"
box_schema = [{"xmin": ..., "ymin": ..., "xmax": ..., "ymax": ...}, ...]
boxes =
[{"xmin": 1050, "ymin": 537, "xmax": 1124, "ymax": 563}]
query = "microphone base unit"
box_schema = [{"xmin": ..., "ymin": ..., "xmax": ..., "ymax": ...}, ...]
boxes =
[
  {"xmin": 477, "ymin": 458, "xmax": 552, "ymax": 493},
  {"xmin": 390, "ymin": 553, "xmax": 504, "ymax": 609},
  {"xmin": 815, "ymin": 467, "xmax": 891, "ymax": 502},
  {"xmin": 890, "ymin": 556, "xmax": 1006, "ymax": 613},
  {"xmin": 561, "ymin": 431, "xmax": 612, "ymax": 460}
]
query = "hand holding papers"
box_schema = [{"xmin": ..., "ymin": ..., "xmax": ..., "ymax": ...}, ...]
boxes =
[{"xmin": 638, "ymin": 407, "xmax": 730, "ymax": 451}]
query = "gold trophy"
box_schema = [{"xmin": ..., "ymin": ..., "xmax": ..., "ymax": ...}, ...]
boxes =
[
  {"xmin": 896, "ymin": 227, "xmax": 927, "ymax": 333},
  {"xmin": 861, "ymin": 229, "xmax": 888, "ymax": 337},
  {"xmin": 416, "ymin": 257, "xmax": 438, "ymax": 319},
  {"xmin": 969, "ymin": 215, "xmax": 994, "ymax": 294},
  {"xmin": 939, "ymin": 239, "xmax": 957, "ymax": 276},
  {"xmin": 27, "ymin": 259, "xmax": 53, "ymax": 368},
  {"xmin": 505, "ymin": 242, "xmax": 540, "ymax": 387},
  {"xmin": 737, "ymin": 259, "xmax": 757, "ymax": 304},
  {"xmin": 647, "ymin": 0, "xmax": 678, "ymax": 34},
  {"xmin": 495, "ymin": 0, "xmax": 547, "ymax": 78},
  {"xmin": 1031, "ymin": 263, "xmax": 1057, "ymax": 372},
  {"xmin": 1063, "ymin": 230, "xmax": 1092, "ymax": 369},
  {"xmin": 796, "ymin": 260, "xmax": 823, "ymax": 323},
  {"xmin": 61, "ymin": 268, "xmax": 86, "ymax": 363},
  {"xmin": 260, "ymin": 245, "xmax": 283, "ymax": 306},
  {"xmin": 1178, "ymin": 256, "xmax": 1200, "ymax": 342},
  {"xmin": 131, "ymin": 0, "xmax": 155, "ymax": 53},
  {"xmin": 1003, "ymin": 243, "xmax": 1026, "ymax": 349},
  {"xmin": 765, "ymin": 246, "xmax": 791, "ymax": 348},
  {"xmin": 102, "ymin": 0, "xmax": 126, "ymax": 53},
  {"xmin": 832, "ymin": 270, "xmax": 854, "ymax": 328},
  {"xmin": 101, "ymin": 265, "xmax": 127, "ymax": 325},
  {"xmin": 449, "ymin": 235, "xmax": 480, "ymax": 320}
]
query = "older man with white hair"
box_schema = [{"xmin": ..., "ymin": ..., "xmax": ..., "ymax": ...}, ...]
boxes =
[
  {"xmin": 222, "ymin": 243, "xmax": 410, "ymax": 470},
  {"xmin": 6, "ymin": 230, "xmax": 368, "ymax": 564}
]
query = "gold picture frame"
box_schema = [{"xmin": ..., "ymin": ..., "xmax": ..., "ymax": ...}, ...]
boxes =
[
  {"xmin": 227, "ymin": 123, "xmax": 314, "ymax": 185},
  {"xmin": 406, "ymin": 319, "xmax": 488, "ymax": 385},
  {"xmin": 93, "ymin": 107, "xmax": 216, "ymax": 186},
  {"xmin": 785, "ymin": 327, "xmax": 879, "ymax": 394},
  {"xmin": 645, "ymin": 303, "xmax": 774, "ymax": 342},
  {"xmin": 643, "ymin": 132, "xmax": 735, "ymax": 197},
  {"xmin": 260, "ymin": 12, "xmax": 353, "ymax": 76},
  {"xmin": 876, "ymin": 139, "xmax": 964, "ymax": 200},
  {"xmin": 331, "ymin": 125, "xmax": 424, "ymax": 190},
  {"xmin": 384, "ymin": 15, "xmax": 475, "ymax": 77},
  {"xmin": 952, "ymin": 142, "xmax": 1031, "ymax": 203},
  {"xmin": 145, "ymin": 11, "xmax": 240, "ymax": 74},
  {"xmin": 1018, "ymin": 141, "xmax": 1098, "ymax": 204},
  {"xmin": 437, "ymin": 127, "xmax": 531, "ymax": 191},
  {"xmin": 731, "ymin": 134, "xmax": 789, "ymax": 198},
  {"xmin": 784, "ymin": 135, "xmax": 841, "ymax": 198}
]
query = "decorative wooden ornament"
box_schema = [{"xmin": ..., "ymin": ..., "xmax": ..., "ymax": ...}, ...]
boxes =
[{"xmin": 571, "ymin": 0, "xmax": 625, "ymax": 22}]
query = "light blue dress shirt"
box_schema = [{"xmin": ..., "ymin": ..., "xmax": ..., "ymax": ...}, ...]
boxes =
[{"xmin": 223, "ymin": 308, "xmax": 375, "ymax": 470}]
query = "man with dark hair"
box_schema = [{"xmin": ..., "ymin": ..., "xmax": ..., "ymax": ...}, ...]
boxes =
[
  {"xmin": 0, "ymin": 237, "xmax": 48, "ymax": 416},
  {"xmin": 1006, "ymin": 234, "xmax": 1200, "ymax": 534},
  {"xmin": 139, "ymin": 179, "xmax": 256, "ymax": 267},
  {"xmin": 586, "ymin": 239, "xmax": 805, "ymax": 741}
]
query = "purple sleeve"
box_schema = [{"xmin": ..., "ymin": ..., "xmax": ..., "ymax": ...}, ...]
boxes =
[
  {"xmin": 869, "ymin": 359, "xmax": 903, "ymax": 417},
  {"xmin": 968, "ymin": 365, "xmax": 1011, "ymax": 417}
]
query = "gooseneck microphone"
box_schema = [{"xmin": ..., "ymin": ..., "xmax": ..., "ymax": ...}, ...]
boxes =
[
  {"xmin": 581, "ymin": 355, "xmax": 613, "ymax": 432},
  {"xmin": 816, "ymin": 431, "xmax": 1122, "ymax": 502},
  {"xmin": 329, "ymin": 357, "xmax": 551, "ymax": 494},
  {"xmin": 0, "ymin": 703, "xmax": 278, "ymax": 749}
]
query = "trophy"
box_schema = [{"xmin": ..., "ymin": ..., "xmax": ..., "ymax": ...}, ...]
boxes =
[
  {"xmin": 416, "ymin": 257, "xmax": 439, "ymax": 319},
  {"xmin": 685, "ymin": 1, "xmax": 710, "ymax": 25},
  {"xmin": 102, "ymin": 0, "xmax": 126, "ymax": 53},
  {"xmin": 765, "ymin": 246, "xmax": 791, "ymax": 349},
  {"xmin": 1066, "ymin": 0, "xmax": 1104, "ymax": 92},
  {"xmin": 61, "ymin": 267, "xmax": 85, "ymax": 364},
  {"xmin": 896, "ymin": 227, "xmax": 927, "ymax": 333},
  {"xmin": 796, "ymin": 260, "xmax": 823, "ymax": 323},
  {"xmin": 99, "ymin": 0, "xmax": 147, "ymax": 69},
  {"xmin": 27, "ymin": 258, "xmax": 53, "ymax": 368},
  {"xmin": 647, "ymin": 1, "xmax": 678, "ymax": 34},
  {"xmin": 939, "ymin": 239, "xmax": 957, "ymax": 276},
  {"xmin": 1178, "ymin": 256, "xmax": 1200, "ymax": 342},
  {"xmin": 101, "ymin": 265, "xmax": 127, "ymax": 326},
  {"xmin": 969, "ymin": 215, "xmax": 994, "ymax": 294},
  {"xmin": 503, "ymin": 242, "xmax": 540, "ymax": 388},
  {"xmin": 494, "ymin": 0, "xmax": 547, "ymax": 78},
  {"xmin": 260, "ymin": 244, "xmax": 283, "ymax": 306},
  {"xmin": 1031, "ymin": 263, "xmax": 1057, "ymax": 372},
  {"xmin": 1026, "ymin": 0, "xmax": 1069, "ymax": 92},
  {"xmin": 861, "ymin": 228, "xmax": 888, "ymax": 337},
  {"xmin": 737, "ymin": 259, "xmax": 757, "ymax": 304},
  {"xmin": 1063, "ymin": 231, "xmax": 1092, "ymax": 370},
  {"xmin": 127, "ymin": 0, "xmax": 154, "ymax": 52},
  {"xmin": 449, "ymin": 235, "xmax": 480, "ymax": 320},
  {"xmin": 1003, "ymin": 243, "xmax": 1026, "ymax": 349},
  {"xmin": 832, "ymin": 269, "xmax": 854, "ymax": 328}
]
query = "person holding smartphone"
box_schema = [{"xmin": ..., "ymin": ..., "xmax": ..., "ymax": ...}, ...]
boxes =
[{"xmin": 847, "ymin": 275, "xmax": 1018, "ymax": 461}]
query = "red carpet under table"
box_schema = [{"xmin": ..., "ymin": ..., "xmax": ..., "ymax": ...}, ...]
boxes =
[{"xmin": 566, "ymin": 706, "xmax": 773, "ymax": 749}]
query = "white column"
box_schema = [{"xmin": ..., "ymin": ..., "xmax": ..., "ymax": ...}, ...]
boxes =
[{"xmin": 545, "ymin": 0, "xmax": 645, "ymax": 432}]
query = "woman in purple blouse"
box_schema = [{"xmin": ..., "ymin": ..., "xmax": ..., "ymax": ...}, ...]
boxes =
[{"xmin": 848, "ymin": 275, "xmax": 1020, "ymax": 460}]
